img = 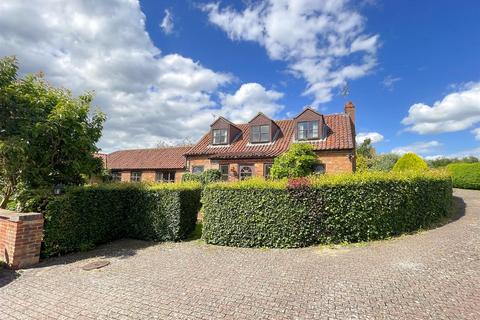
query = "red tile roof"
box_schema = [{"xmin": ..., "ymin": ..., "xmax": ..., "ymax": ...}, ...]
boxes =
[
  {"xmin": 185, "ymin": 114, "xmax": 355, "ymax": 159},
  {"xmin": 106, "ymin": 146, "xmax": 191, "ymax": 170}
]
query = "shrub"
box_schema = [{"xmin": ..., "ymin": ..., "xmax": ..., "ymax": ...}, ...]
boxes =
[
  {"xmin": 43, "ymin": 182, "xmax": 201, "ymax": 257},
  {"xmin": 202, "ymin": 172, "xmax": 452, "ymax": 248},
  {"xmin": 447, "ymin": 163, "xmax": 480, "ymax": 190},
  {"xmin": 392, "ymin": 153, "xmax": 428, "ymax": 172},
  {"xmin": 355, "ymin": 154, "xmax": 369, "ymax": 172},
  {"xmin": 270, "ymin": 143, "xmax": 319, "ymax": 179},
  {"xmin": 369, "ymin": 153, "xmax": 400, "ymax": 172},
  {"xmin": 182, "ymin": 169, "xmax": 221, "ymax": 185}
]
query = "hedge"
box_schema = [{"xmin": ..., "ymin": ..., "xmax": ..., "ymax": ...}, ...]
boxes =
[
  {"xmin": 202, "ymin": 171, "xmax": 452, "ymax": 248},
  {"xmin": 43, "ymin": 182, "xmax": 202, "ymax": 256},
  {"xmin": 447, "ymin": 163, "xmax": 480, "ymax": 190}
]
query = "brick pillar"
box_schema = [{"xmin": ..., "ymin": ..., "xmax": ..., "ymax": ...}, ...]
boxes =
[{"xmin": 0, "ymin": 209, "xmax": 43, "ymax": 269}]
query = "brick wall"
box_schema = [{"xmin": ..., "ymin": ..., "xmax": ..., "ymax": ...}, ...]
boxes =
[
  {"xmin": 187, "ymin": 152, "xmax": 354, "ymax": 178},
  {"xmin": 0, "ymin": 209, "xmax": 43, "ymax": 269},
  {"xmin": 316, "ymin": 150, "xmax": 354, "ymax": 173},
  {"xmin": 118, "ymin": 169, "xmax": 185, "ymax": 183}
]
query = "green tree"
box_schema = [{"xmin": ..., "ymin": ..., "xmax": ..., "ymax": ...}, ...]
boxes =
[
  {"xmin": 270, "ymin": 143, "xmax": 319, "ymax": 179},
  {"xmin": 392, "ymin": 153, "xmax": 428, "ymax": 172},
  {"xmin": 369, "ymin": 153, "xmax": 400, "ymax": 172},
  {"xmin": 356, "ymin": 138, "xmax": 375, "ymax": 159},
  {"xmin": 0, "ymin": 56, "xmax": 105, "ymax": 208}
]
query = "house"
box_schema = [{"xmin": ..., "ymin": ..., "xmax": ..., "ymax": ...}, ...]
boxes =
[
  {"xmin": 104, "ymin": 146, "xmax": 191, "ymax": 183},
  {"xmin": 184, "ymin": 102, "xmax": 356, "ymax": 180},
  {"xmin": 101, "ymin": 102, "xmax": 356, "ymax": 182}
]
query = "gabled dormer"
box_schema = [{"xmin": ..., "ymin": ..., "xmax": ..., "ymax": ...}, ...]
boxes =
[
  {"xmin": 248, "ymin": 112, "xmax": 279, "ymax": 144},
  {"xmin": 294, "ymin": 107, "xmax": 325, "ymax": 141},
  {"xmin": 210, "ymin": 116, "xmax": 241, "ymax": 145}
]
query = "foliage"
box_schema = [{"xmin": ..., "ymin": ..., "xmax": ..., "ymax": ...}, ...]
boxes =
[
  {"xmin": 447, "ymin": 163, "xmax": 480, "ymax": 190},
  {"xmin": 202, "ymin": 171, "xmax": 452, "ymax": 248},
  {"xmin": 369, "ymin": 153, "xmax": 400, "ymax": 172},
  {"xmin": 182, "ymin": 169, "xmax": 221, "ymax": 185},
  {"xmin": 0, "ymin": 56, "xmax": 105, "ymax": 208},
  {"xmin": 392, "ymin": 153, "xmax": 428, "ymax": 172},
  {"xmin": 428, "ymin": 156, "xmax": 479, "ymax": 168},
  {"xmin": 355, "ymin": 154, "xmax": 369, "ymax": 172},
  {"xmin": 270, "ymin": 143, "xmax": 319, "ymax": 179},
  {"xmin": 43, "ymin": 182, "xmax": 202, "ymax": 257},
  {"xmin": 356, "ymin": 138, "xmax": 375, "ymax": 159}
]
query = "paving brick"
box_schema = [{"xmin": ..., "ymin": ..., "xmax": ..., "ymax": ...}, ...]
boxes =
[{"xmin": 0, "ymin": 189, "xmax": 479, "ymax": 319}]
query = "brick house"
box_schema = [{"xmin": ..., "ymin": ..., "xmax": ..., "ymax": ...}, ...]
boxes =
[
  {"xmin": 184, "ymin": 102, "xmax": 356, "ymax": 180},
  {"xmin": 104, "ymin": 146, "xmax": 191, "ymax": 183},
  {"xmin": 101, "ymin": 102, "xmax": 356, "ymax": 182}
]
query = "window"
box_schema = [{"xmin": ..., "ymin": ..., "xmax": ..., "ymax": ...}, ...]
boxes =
[
  {"xmin": 251, "ymin": 125, "xmax": 270, "ymax": 143},
  {"xmin": 314, "ymin": 164, "xmax": 326, "ymax": 174},
  {"xmin": 213, "ymin": 129, "xmax": 228, "ymax": 145},
  {"xmin": 239, "ymin": 165, "xmax": 254, "ymax": 180},
  {"xmin": 219, "ymin": 164, "xmax": 229, "ymax": 181},
  {"xmin": 111, "ymin": 171, "xmax": 121, "ymax": 182},
  {"xmin": 156, "ymin": 171, "xmax": 175, "ymax": 183},
  {"xmin": 192, "ymin": 165, "xmax": 204, "ymax": 174},
  {"xmin": 264, "ymin": 163, "xmax": 273, "ymax": 178},
  {"xmin": 130, "ymin": 171, "xmax": 141, "ymax": 182},
  {"xmin": 297, "ymin": 121, "xmax": 319, "ymax": 140}
]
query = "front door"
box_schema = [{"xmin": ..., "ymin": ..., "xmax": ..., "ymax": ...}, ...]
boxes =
[{"xmin": 239, "ymin": 165, "xmax": 254, "ymax": 180}]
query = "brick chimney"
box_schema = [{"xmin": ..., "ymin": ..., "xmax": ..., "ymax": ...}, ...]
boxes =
[{"xmin": 344, "ymin": 101, "xmax": 355, "ymax": 124}]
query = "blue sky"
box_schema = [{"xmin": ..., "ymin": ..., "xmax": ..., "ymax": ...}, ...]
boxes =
[{"xmin": 0, "ymin": 1, "xmax": 479, "ymax": 156}]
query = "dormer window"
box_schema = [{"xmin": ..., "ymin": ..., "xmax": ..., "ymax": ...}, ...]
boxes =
[
  {"xmin": 297, "ymin": 121, "xmax": 319, "ymax": 140},
  {"xmin": 251, "ymin": 125, "xmax": 270, "ymax": 143},
  {"xmin": 213, "ymin": 129, "xmax": 228, "ymax": 145}
]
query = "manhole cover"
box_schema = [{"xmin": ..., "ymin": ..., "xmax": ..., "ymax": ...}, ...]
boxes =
[{"xmin": 82, "ymin": 260, "xmax": 110, "ymax": 271}]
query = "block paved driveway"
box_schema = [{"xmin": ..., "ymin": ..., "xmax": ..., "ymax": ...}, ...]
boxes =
[{"xmin": 1, "ymin": 189, "xmax": 479, "ymax": 320}]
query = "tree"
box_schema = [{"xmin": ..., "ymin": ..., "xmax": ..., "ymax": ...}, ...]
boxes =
[
  {"xmin": 356, "ymin": 138, "xmax": 376, "ymax": 159},
  {"xmin": 392, "ymin": 153, "xmax": 428, "ymax": 172},
  {"xmin": 0, "ymin": 56, "xmax": 105, "ymax": 208},
  {"xmin": 369, "ymin": 153, "xmax": 400, "ymax": 172},
  {"xmin": 427, "ymin": 156, "xmax": 479, "ymax": 168},
  {"xmin": 270, "ymin": 143, "xmax": 319, "ymax": 179}
]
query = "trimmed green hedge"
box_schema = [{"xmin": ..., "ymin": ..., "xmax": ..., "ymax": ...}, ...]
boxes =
[
  {"xmin": 447, "ymin": 163, "xmax": 480, "ymax": 190},
  {"xmin": 43, "ymin": 182, "xmax": 201, "ymax": 256},
  {"xmin": 202, "ymin": 171, "xmax": 452, "ymax": 248}
]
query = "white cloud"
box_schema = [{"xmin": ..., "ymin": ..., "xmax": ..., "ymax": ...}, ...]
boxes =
[
  {"xmin": 202, "ymin": 0, "xmax": 379, "ymax": 106},
  {"xmin": 356, "ymin": 132, "xmax": 384, "ymax": 144},
  {"xmin": 381, "ymin": 75, "xmax": 401, "ymax": 91},
  {"xmin": 391, "ymin": 141, "xmax": 442, "ymax": 156},
  {"xmin": 160, "ymin": 9, "xmax": 174, "ymax": 35},
  {"xmin": 219, "ymin": 83, "xmax": 284, "ymax": 123},
  {"xmin": 0, "ymin": 0, "xmax": 281, "ymax": 152},
  {"xmin": 402, "ymin": 82, "xmax": 480, "ymax": 134},
  {"xmin": 472, "ymin": 128, "xmax": 480, "ymax": 140}
]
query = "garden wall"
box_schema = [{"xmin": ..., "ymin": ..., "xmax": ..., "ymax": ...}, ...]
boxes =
[
  {"xmin": 202, "ymin": 172, "xmax": 452, "ymax": 248},
  {"xmin": 43, "ymin": 182, "xmax": 201, "ymax": 257},
  {"xmin": 0, "ymin": 209, "xmax": 43, "ymax": 268}
]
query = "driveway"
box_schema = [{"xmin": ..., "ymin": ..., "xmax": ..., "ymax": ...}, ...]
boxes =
[{"xmin": 1, "ymin": 189, "xmax": 479, "ymax": 320}]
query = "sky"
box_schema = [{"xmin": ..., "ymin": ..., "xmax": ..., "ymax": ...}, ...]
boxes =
[{"xmin": 0, "ymin": 0, "xmax": 479, "ymax": 158}]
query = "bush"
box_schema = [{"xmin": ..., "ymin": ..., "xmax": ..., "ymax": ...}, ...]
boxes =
[
  {"xmin": 392, "ymin": 153, "xmax": 428, "ymax": 172},
  {"xmin": 202, "ymin": 172, "xmax": 452, "ymax": 248},
  {"xmin": 270, "ymin": 143, "xmax": 319, "ymax": 179},
  {"xmin": 447, "ymin": 163, "xmax": 480, "ymax": 190},
  {"xmin": 369, "ymin": 153, "xmax": 400, "ymax": 172},
  {"xmin": 43, "ymin": 182, "xmax": 201, "ymax": 257},
  {"xmin": 182, "ymin": 169, "xmax": 221, "ymax": 185}
]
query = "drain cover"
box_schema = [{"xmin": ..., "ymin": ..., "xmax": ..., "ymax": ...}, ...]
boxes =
[{"xmin": 82, "ymin": 260, "xmax": 110, "ymax": 271}]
